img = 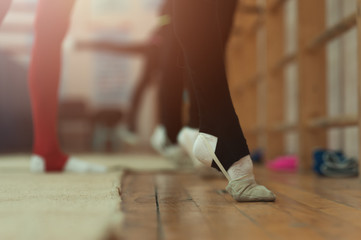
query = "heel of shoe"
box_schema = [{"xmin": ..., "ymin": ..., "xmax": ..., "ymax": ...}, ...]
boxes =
[
  {"xmin": 178, "ymin": 127, "xmax": 202, "ymax": 167},
  {"xmin": 193, "ymin": 133, "xmax": 232, "ymax": 181},
  {"xmin": 150, "ymin": 125, "xmax": 168, "ymax": 155}
]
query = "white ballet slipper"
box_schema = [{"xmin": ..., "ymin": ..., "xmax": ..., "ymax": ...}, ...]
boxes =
[
  {"xmin": 163, "ymin": 144, "xmax": 193, "ymax": 168},
  {"xmin": 226, "ymin": 178, "xmax": 276, "ymax": 202},
  {"xmin": 30, "ymin": 155, "xmax": 107, "ymax": 173},
  {"xmin": 194, "ymin": 133, "xmax": 276, "ymax": 202},
  {"xmin": 177, "ymin": 127, "xmax": 201, "ymax": 167},
  {"xmin": 150, "ymin": 125, "xmax": 168, "ymax": 155},
  {"xmin": 178, "ymin": 128, "xmax": 223, "ymax": 177},
  {"xmin": 149, "ymin": 125, "xmax": 192, "ymax": 168},
  {"xmin": 116, "ymin": 125, "xmax": 139, "ymax": 145}
]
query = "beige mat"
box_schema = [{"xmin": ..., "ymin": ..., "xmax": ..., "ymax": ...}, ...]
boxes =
[{"xmin": 0, "ymin": 154, "xmax": 175, "ymax": 240}]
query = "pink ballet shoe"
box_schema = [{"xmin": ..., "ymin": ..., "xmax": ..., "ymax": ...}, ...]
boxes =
[{"xmin": 266, "ymin": 155, "xmax": 298, "ymax": 172}]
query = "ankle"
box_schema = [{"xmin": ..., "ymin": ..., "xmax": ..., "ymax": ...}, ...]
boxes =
[
  {"xmin": 227, "ymin": 155, "xmax": 254, "ymax": 181},
  {"xmin": 32, "ymin": 149, "xmax": 68, "ymax": 172}
]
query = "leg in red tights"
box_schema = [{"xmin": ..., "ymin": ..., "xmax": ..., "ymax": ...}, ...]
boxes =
[{"xmin": 29, "ymin": 0, "xmax": 105, "ymax": 172}]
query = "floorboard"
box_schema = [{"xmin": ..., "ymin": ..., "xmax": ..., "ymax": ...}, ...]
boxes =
[{"xmin": 120, "ymin": 167, "xmax": 361, "ymax": 240}]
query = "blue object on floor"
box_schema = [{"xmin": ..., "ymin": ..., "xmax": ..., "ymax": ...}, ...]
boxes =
[
  {"xmin": 251, "ymin": 149, "xmax": 263, "ymax": 164},
  {"xmin": 313, "ymin": 149, "xmax": 358, "ymax": 177}
]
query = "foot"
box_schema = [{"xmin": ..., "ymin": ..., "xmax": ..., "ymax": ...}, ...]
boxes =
[
  {"xmin": 116, "ymin": 125, "xmax": 139, "ymax": 145},
  {"xmin": 178, "ymin": 127, "xmax": 223, "ymax": 177},
  {"xmin": 193, "ymin": 132, "xmax": 275, "ymax": 202},
  {"xmin": 150, "ymin": 125, "xmax": 192, "ymax": 168},
  {"xmin": 150, "ymin": 125, "xmax": 168, "ymax": 155},
  {"xmin": 30, "ymin": 155, "xmax": 107, "ymax": 173},
  {"xmin": 177, "ymin": 127, "xmax": 201, "ymax": 166},
  {"xmin": 226, "ymin": 178, "xmax": 276, "ymax": 202}
]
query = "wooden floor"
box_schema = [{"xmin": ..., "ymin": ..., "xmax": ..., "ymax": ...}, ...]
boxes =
[{"xmin": 119, "ymin": 167, "xmax": 361, "ymax": 240}]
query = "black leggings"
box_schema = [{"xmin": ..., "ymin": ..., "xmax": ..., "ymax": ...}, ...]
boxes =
[
  {"xmin": 158, "ymin": 4, "xmax": 199, "ymax": 144},
  {"xmin": 172, "ymin": 0, "xmax": 250, "ymax": 170},
  {"xmin": 127, "ymin": 45, "xmax": 160, "ymax": 132},
  {"xmin": 158, "ymin": 24, "xmax": 184, "ymax": 143},
  {"xmin": 127, "ymin": 21, "xmax": 200, "ymax": 143}
]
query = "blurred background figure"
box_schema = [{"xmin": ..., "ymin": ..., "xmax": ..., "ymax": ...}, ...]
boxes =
[
  {"xmin": 0, "ymin": 0, "xmax": 146, "ymax": 172},
  {"xmin": 57, "ymin": 0, "xmax": 158, "ymax": 156},
  {"xmin": 76, "ymin": 0, "xmax": 200, "ymax": 168},
  {"xmin": 59, "ymin": 0, "xmax": 164, "ymax": 155},
  {"xmin": 0, "ymin": 0, "xmax": 179, "ymax": 161},
  {"xmin": 0, "ymin": 0, "xmax": 34, "ymax": 154},
  {"xmin": 0, "ymin": 0, "xmax": 12, "ymax": 24}
]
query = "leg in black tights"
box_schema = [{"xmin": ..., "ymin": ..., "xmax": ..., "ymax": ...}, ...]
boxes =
[
  {"xmin": 158, "ymin": 15, "xmax": 184, "ymax": 144},
  {"xmin": 184, "ymin": 73, "xmax": 199, "ymax": 129},
  {"xmin": 218, "ymin": 0, "xmax": 238, "ymax": 46},
  {"xmin": 172, "ymin": 0, "xmax": 275, "ymax": 202},
  {"xmin": 182, "ymin": 0, "xmax": 236, "ymax": 130},
  {"xmin": 127, "ymin": 46, "xmax": 160, "ymax": 133},
  {"xmin": 172, "ymin": 0, "xmax": 249, "ymax": 171}
]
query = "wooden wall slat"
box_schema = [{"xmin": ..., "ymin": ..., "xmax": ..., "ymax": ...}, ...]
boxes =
[
  {"xmin": 229, "ymin": 0, "xmax": 360, "ymax": 172},
  {"xmin": 308, "ymin": 12, "xmax": 357, "ymax": 50},
  {"xmin": 297, "ymin": 0, "xmax": 327, "ymax": 171},
  {"xmin": 228, "ymin": 0, "xmax": 260, "ymax": 151},
  {"xmin": 264, "ymin": 2, "xmax": 285, "ymax": 161}
]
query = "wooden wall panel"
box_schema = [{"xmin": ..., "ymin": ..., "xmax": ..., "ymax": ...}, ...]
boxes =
[
  {"xmin": 264, "ymin": 2, "xmax": 285, "ymax": 161},
  {"xmin": 297, "ymin": 0, "xmax": 327, "ymax": 171}
]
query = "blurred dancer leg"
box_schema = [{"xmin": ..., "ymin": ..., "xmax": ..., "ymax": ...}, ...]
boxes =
[
  {"xmin": 150, "ymin": 1, "xmax": 185, "ymax": 155},
  {"xmin": 157, "ymin": 25, "xmax": 184, "ymax": 145},
  {"xmin": 29, "ymin": 0, "xmax": 105, "ymax": 172},
  {"xmin": 126, "ymin": 45, "xmax": 160, "ymax": 134},
  {"xmin": 156, "ymin": 0, "xmax": 200, "ymax": 145}
]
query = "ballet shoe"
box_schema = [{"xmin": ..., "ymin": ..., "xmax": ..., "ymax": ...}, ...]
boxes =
[
  {"xmin": 150, "ymin": 125, "xmax": 193, "ymax": 168},
  {"xmin": 178, "ymin": 128, "xmax": 223, "ymax": 177},
  {"xmin": 163, "ymin": 144, "xmax": 194, "ymax": 168},
  {"xmin": 193, "ymin": 133, "xmax": 276, "ymax": 202},
  {"xmin": 226, "ymin": 178, "xmax": 276, "ymax": 202},
  {"xmin": 30, "ymin": 155, "xmax": 107, "ymax": 173},
  {"xmin": 177, "ymin": 127, "xmax": 201, "ymax": 167},
  {"xmin": 116, "ymin": 125, "xmax": 139, "ymax": 145},
  {"xmin": 150, "ymin": 125, "xmax": 168, "ymax": 155}
]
